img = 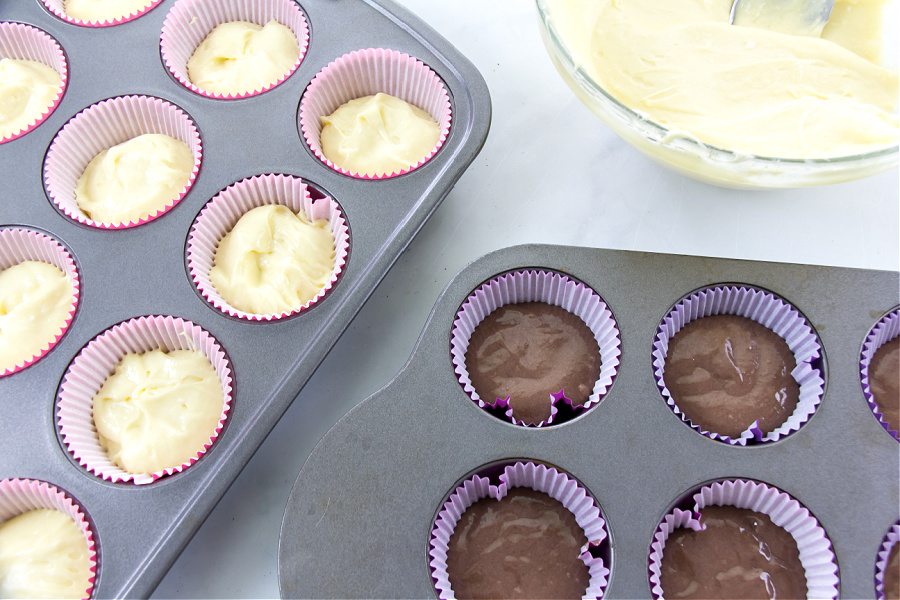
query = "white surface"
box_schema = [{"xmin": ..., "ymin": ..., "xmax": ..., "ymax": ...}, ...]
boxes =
[{"xmin": 151, "ymin": 0, "xmax": 899, "ymax": 597}]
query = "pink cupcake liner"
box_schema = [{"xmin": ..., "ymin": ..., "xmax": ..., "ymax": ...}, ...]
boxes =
[
  {"xmin": 430, "ymin": 461, "xmax": 610, "ymax": 599},
  {"xmin": 160, "ymin": 0, "xmax": 309, "ymax": 100},
  {"xmin": 187, "ymin": 173, "xmax": 349, "ymax": 321},
  {"xmin": 860, "ymin": 308, "xmax": 900, "ymax": 441},
  {"xmin": 299, "ymin": 48, "xmax": 452, "ymax": 179},
  {"xmin": 649, "ymin": 479, "xmax": 839, "ymax": 600},
  {"xmin": 56, "ymin": 315, "xmax": 233, "ymax": 485},
  {"xmin": 0, "ymin": 22, "xmax": 67, "ymax": 144},
  {"xmin": 0, "ymin": 227, "xmax": 80, "ymax": 377},
  {"xmin": 0, "ymin": 478, "xmax": 97, "ymax": 599},
  {"xmin": 43, "ymin": 95, "xmax": 202, "ymax": 229},
  {"xmin": 876, "ymin": 520, "xmax": 900, "ymax": 599},
  {"xmin": 41, "ymin": 0, "xmax": 162, "ymax": 27},
  {"xmin": 451, "ymin": 269, "xmax": 621, "ymax": 428},
  {"xmin": 652, "ymin": 285, "xmax": 825, "ymax": 445}
]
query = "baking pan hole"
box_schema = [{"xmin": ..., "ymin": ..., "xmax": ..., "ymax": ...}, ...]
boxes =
[
  {"xmin": 652, "ymin": 283, "xmax": 828, "ymax": 446},
  {"xmin": 859, "ymin": 306, "xmax": 900, "ymax": 443},
  {"xmin": 159, "ymin": 0, "xmax": 310, "ymax": 100},
  {"xmin": 184, "ymin": 173, "xmax": 350, "ymax": 322},
  {"xmin": 54, "ymin": 315, "xmax": 234, "ymax": 486},
  {"xmin": 0, "ymin": 478, "xmax": 100, "ymax": 598},
  {"xmin": 297, "ymin": 48, "xmax": 453, "ymax": 179},
  {"xmin": 0, "ymin": 226, "xmax": 80, "ymax": 378},
  {"xmin": 648, "ymin": 477, "xmax": 840, "ymax": 600},
  {"xmin": 450, "ymin": 268, "xmax": 621, "ymax": 429},
  {"xmin": 429, "ymin": 458, "xmax": 612, "ymax": 600}
]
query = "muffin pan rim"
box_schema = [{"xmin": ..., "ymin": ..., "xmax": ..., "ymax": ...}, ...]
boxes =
[
  {"xmin": 0, "ymin": 0, "xmax": 491, "ymax": 596},
  {"xmin": 278, "ymin": 243, "xmax": 899, "ymax": 599}
]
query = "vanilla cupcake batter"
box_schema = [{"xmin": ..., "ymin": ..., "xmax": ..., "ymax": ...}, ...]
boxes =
[
  {"xmin": 63, "ymin": 0, "xmax": 152, "ymax": 22},
  {"xmin": 0, "ymin": 58, "xmax": 61, "ymax": 139},
  {"xmin": 546, "ymin": 0, "xmax": 898, "ymax": 158},
  {"xmin": 187, "ymin": 20, "xmax": 299, "ymax": 96},
  {"xmin": 0, "ymin": 261, "xmax": 73, "ymax": 373},
  {"xmin": 74, "ymin": 133, "xmax": 193, "ymax": 225},
  {"xmin": 0, "ymin": 508, "xmax": 92, "ymax": 599},
  {"xmin": 320, "ymin": 92, "xmax": 441, "ymax": 176},
  {"xmin": 92, "ymin": 349, "xmax": 223, "ymax": 475},
  {"xmin": 209, "ymin": 204, "xmax": 336, "ymax": 315}
]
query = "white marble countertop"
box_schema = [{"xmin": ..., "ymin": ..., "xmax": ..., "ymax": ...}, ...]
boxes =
[{"xmin": 151, "ymin": 0, "xmax": 899, "ymax": 597}]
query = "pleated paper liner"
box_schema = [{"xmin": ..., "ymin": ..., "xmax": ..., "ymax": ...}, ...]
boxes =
[
  {"xmin": 860, "ymin": 308, "xmax": 900, "ymax": 441},
  {"xmin": 876, "ymin": 519, "xmax": 900, "ymax": 600},
  {"xmin": 648, "ymin": 478, "xmax": 839, "ymax": 600},
  {"xmin": 652, "ymin": 285, "xmax": 825, "ymax": 445},
  {"xmin": 430, "ymin": 461, "xmax": 610, "ymax": 599},
  {"xmin": 56, "ymin": 315, "xmax": 233, "ymax": 485},
  {"xmin": 186, "ymin": 173, "xmax": 349, "ymax": 321},
  {"xmin": 160, "ymin": 0, "xmax": 309, "ymax": 99},
  {"xmin": 40, "ymin": 0, "xmax": 162, "ymax": 27},
  {"xmin": 43, "ymin": 95, "xmax": 202, "ymax": 229},
  {"xmin": 0, "ymin": 478, "xmax": 97, "ymax": 599},
  {"xmin": 0, "ymin": 227, "xmax": 79, "ymax": 377},
  {"xmin": 0, "ymin": 22, "xmax": 67, "ymax": 143},
  {"xmin": 450, "ymin": 269, "xmax": 620, "ymax": 427},
  {"xmin": 299, "ymin": 48, "xmax": 452, "ymax": 179}
]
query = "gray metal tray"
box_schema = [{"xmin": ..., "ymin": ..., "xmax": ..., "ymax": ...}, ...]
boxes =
[
  {"xmin": 279, "ymin": 244, "xmax": 899, "ymax": 599},
  {"xmin": 0, "ymin": 1, "xmax": 490, "ymax": 597}
]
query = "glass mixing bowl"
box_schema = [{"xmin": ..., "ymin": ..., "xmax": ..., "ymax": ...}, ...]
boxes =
[{"xmin": 535, "ymin": 0, "xmax": 899, "ymax": 189}]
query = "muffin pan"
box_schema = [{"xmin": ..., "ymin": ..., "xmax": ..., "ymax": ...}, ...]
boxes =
[
  {"xmin": 0, "ymin": 0, "xmax": 489, "ymax": 596},
  {"xmin": 279, "ymin": 244, "xmax": 899, "ymax": 598}
]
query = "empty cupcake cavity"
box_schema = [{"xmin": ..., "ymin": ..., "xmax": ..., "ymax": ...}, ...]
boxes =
[
  {"xmin": 56, "ymin": 315, "xmax": 233, "ymax": 485},
  {"xmin": 0, "ymin": 478, "xmax": 97, "ymax": 599},
  {"xmin": 861, "ymin": 308, "xmax": 900, "ymax": 441},
  {"xmin": 430, "ymin": 460, "xmax": 610, "ymax": 600},
  {"xmin": 187, "ymin": 173, "xmax": 349, "ymax": 321},
  {"xmin": 41, "ymin": 0, "xmax": 163, "ymax": 27},
  {"xmin": 649, "ymin": 478, "xmax": 839, "ymax": 600},
  {"xmin": 160, "ymin": 0, "xmax": 309, "ymax": 99},
  {"xmin": 451, "ymin": 269, "xmax": 620, "ymax": 427},
  {"xmin": 0, "ymin": 227, "xmax": 79, "ymax": 377},
  {"xmin": 298, "ymin": 48, "xmax": 452, "ymax": 179},
  {"xmin": 43, "ymin": 95, "xmax": 202, "ymax": 229},
  {"xmin": 652, "ymin": 285, "xmax": 825, "ymax": 445},
  {"xmin": 0, "ymin": 22, "xmax": 67, "ymax": 143}
]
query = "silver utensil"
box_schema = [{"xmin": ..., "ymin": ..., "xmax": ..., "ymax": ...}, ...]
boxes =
[{"xmin": 730, "ymin": 0, "xmax": 836, "ymax": 36}]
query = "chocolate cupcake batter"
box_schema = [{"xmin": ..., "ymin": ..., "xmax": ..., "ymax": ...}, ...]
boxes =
[
  {"xmin": 660, "ymin": 505, "xmax": 807, "ymax": 600},
  {"xmin": 664, "ymin": 314, "xmax": 799, "ymax": 438},
  {"xmin": 886, "ymin": 542, "xmax": 900, "ymax": 600},
  {"xmin": 465, "ymin": 302, "xmax": 601, "ymax": 425},
  {"xmin": 446, "ymin": 487, "xmax": 590, "ymax": 599},
  {"xmin": 870, "ymin": 337, "xmax": 900, "ymax": 433}
]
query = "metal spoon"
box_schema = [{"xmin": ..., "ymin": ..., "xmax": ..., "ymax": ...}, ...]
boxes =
[{"xmin": 730, "ymin": 0, "xmax": 836, "ymax": 37}]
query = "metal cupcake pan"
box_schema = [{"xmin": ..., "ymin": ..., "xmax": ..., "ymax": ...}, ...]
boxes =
[
  {"xmin": 279, "ymin": 244, "xmax": 899, "ymax": 599},
  {"xmin": 0, "ymin": 0, "xmax": 490, "ymax": 596}
]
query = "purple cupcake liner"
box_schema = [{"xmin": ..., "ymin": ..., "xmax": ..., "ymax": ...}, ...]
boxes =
[
  {"xmin": 299, "ymin": 48, "xmax": 452, "ymax": 179},
  {"xmin": 41, "ymin": 0, "xmax": 162, "ymax": 27},
  {"xmin": 430, "ymin": 461, "xmax": 610, "ymax": 599},
  {"xmin": 860, "ymin": 308, "xmax": 900, "ymax": 441},
  {"xmin": 0, "ymin": 478, "xmax": 97, "ymax": 599},
  {"xmin": 451, "ymin": 269, "xmax": 621, "ymax": 428},
  {"xmin": 160, "ymin": 0, "xmax": 309, "ymax": 100},
  {"xmin": 652, "ymin": 285, "xmax": 825, "ymax": 445},
  {"xmin": 43, "ymin": 95, "xmax": 203, "ymax": 229},
  {"xmin": 0, "ymin": 22, "xmax": 68, "ymax": 143},
  {"xmin": 0, "ymin": 228, "xmax": 80, "ymax": 377},
  {"xmin": 186, "ymin": 173, "xmax": 349, "ymax": 321},
  {"xmin": 876, "ymin": 520, "xmax": 900, "ymax": 600},
  {"xmin": 649, "ymin": 478, "xmax": 839, "ymax": 600},
  {"xmin": 57, "ymin": 315, "xmax": 233, "ymax": 485}
]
